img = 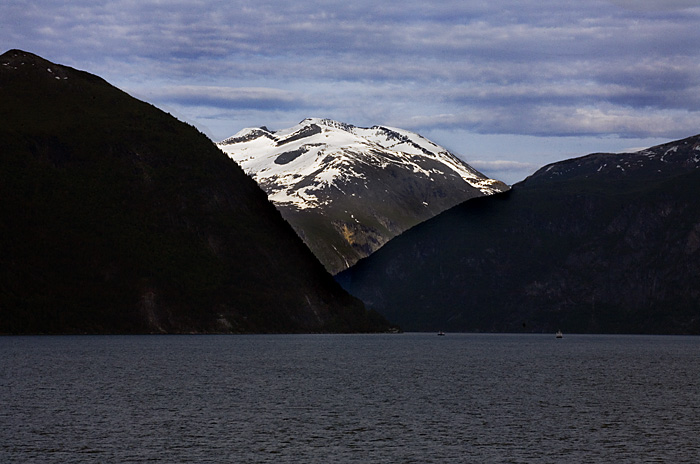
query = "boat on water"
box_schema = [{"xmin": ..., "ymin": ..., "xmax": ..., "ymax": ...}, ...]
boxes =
[
  {"xmin": 437, "ymin": 331, "xmax": 445, "ymax": 336},
  {"xmin": 555, "ymin": 330, "xmax": 563, "ymax": 339}
]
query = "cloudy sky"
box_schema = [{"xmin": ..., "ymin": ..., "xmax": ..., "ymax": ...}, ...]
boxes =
[{"xmin": 3, "ymin": 0, "xmax": 699, "ymax": 183}]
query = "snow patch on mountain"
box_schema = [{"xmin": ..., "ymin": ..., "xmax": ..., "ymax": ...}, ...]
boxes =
[
  {"xmin": 530, "ymin": 134, "xmax": 700, "ymax": 183},
  {"xmin": 218, "ymin": 118, "xmax": 504, "ymax": 210}
]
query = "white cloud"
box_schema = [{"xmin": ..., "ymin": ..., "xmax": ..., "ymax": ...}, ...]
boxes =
[
  {"xmin": 470, "ymin": 160, "xmax": 540, "ymax": 172},
  {"xmin": 469, "ymin": 159, "xmax": 540, "ymax": 184}
]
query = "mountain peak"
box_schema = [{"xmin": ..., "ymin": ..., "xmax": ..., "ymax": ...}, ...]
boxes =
[
  {"xmin": 1, "ymin": 49, "xmax": 43, "ymax": 62},
  {"xmin": 525, "ymin": 133, "xmax": 700, "ymax": 184},
  {"xmin": 299, "ymin": 117, "xmax": 356, "ymax": 132},
  {"xmin": 218, "ymin": 119, "xmax": 508, "ymax": 273},
  {"xmin": 1, "ymin": 49, "xmax": 70, "ymax": 81}
]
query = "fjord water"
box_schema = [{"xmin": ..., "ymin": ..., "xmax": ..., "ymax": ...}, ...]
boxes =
[{"xmin": 2, "ymin": 334, "xmax": 699, "ymax": 463}]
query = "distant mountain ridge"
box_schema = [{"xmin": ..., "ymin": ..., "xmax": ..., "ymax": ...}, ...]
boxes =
[
  {"xmin": 218, "ymin": 118, "xmax": 508, "ymax": 274},
  {"xmin": 530, "ymin": 137, "xmax": 700, "ymax": 183},
  {"xmin": 0, "ymin": 49, "xmax": 388, "ymax": 334},
  {"xmin": 338, "ymin": 134, "xmax": 700, "ymax": 334}
]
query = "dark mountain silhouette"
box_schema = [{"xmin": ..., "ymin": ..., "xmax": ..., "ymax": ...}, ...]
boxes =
[
  {"xmin": 337, "ymin": 135, "xmax": 700, "ymax": 334},
  {"xmin": 0, "ymin": 49, "xmax": 388, "ymax": 334}
]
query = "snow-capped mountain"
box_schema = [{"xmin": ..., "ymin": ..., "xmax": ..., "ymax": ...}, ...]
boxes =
[{"xmin": 218, "ymin": 118, "xmax": 509, "ymax": 274}]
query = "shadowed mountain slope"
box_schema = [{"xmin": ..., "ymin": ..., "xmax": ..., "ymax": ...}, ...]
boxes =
[
  {"xmin": 337, "ymin": 135, "xmax": 700, "ymax": 334},
  {"xmin": 0, "ymin": 49, "xmax": 388, "ymax": 334}
]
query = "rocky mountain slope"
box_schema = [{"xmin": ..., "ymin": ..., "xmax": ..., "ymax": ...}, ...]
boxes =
[
  {"xmin": 0, "ymin": 49, "xmax": 389, "ymax": 334},
  {"xmin": 218, "ymin": 118, "xmax": 508, "ymax": 274},
  {"xmin": 337, "ymin": 135, "xmax": 700, "ymax": 334}
]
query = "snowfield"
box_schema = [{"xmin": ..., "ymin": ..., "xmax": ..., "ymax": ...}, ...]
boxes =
[{"xmin": 218, "ymin": 118, "xmax": 504, "ymax": 209}]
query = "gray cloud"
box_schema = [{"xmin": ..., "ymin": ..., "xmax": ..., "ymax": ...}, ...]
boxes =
[
  {"xmin": 402, "ymin": 105, "xmax": 700, "ymax": 139},
  {"xmin": 608, "ymin": 0, "xmax": 700, "ymax": 12},
  {"xmin": 149, "ymin": 85, "xmax": 305, "ymax": 110},
  {"xmin": 2, "ymin": 0, "xmax": 699, "ymax": 182}
]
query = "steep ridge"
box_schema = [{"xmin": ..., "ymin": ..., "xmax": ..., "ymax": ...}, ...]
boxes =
[
  {"xmin": 337, "ymin": 135, "xmax": 700, "ymax": 334},
  {"xmin": 0, "ymin": 49, "xmax": 388, "ymax": 334},
  {"xmin": 218, "ymin": 118, "xmax": 508, "ymax": 274}
]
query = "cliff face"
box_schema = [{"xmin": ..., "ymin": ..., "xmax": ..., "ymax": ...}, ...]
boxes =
[
  {"xmin": 338, "ymin": 135, "xmax": 700, "ymax": 334},
  {"xmin": 0, "ymin": 50, "xmax": 388, "ymax": 334}
]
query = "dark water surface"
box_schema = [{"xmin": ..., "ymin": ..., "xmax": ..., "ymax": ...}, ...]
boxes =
[{"xmin": 2, "ymin": 333, "xmax": 699, "ymax": 463}]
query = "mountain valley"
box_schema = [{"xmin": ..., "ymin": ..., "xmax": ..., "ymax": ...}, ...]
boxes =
[{"xmin": 3, "ymin": 49, "xmax": 699, "ymax": 335}]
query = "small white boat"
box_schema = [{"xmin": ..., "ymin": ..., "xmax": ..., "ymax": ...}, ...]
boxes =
[
  {"xmin": 437, "ymin": 331, "xmax": 445, "ymax": 336},
  {"xmin": 555, "ymin": 330, "xmax": 563, "ymax": 339}
]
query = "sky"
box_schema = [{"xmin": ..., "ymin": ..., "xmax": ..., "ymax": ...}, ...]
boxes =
[{"xmin": 2, "ymin": 0, "xmax": 699, "ymax": 184}]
